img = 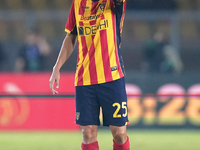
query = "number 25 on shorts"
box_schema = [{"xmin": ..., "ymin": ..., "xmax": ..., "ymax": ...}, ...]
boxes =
[{"xmin": 112, "ymin": 102, "xmax": 128, "ymax": 118}]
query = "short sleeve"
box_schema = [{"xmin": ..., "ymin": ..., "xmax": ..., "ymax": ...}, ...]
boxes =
[{"xmin": 65, "ymin": 0, "xmax": 77, "ymax": 35}]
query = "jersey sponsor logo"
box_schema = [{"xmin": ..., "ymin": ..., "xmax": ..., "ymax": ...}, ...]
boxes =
[
  {"xmin": 78, "ymin": 20, "xmax": 109, "ymax": 36},
  {"xmin": 99, "ymin": 3, "xmax": 106, "ymax": 11},
  {"xmin": 82, "ymin": 6, "xmax": 89, "ymax": 9},
  {"xmin": 80, "ymin": 14, "xmax": 104, "ymax": 21}
]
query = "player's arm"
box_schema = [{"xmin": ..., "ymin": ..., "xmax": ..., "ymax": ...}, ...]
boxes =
[{"xmin": 49, "ymin": 33, "xmax": 77, "ymax": 94}]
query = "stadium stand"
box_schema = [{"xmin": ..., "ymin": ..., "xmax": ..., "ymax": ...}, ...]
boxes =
[
  {"xmin": 175, "ymin": 0, "xmax": 191, "ymax": 10},
  {"xmin": 30, "ymin": 0, "xmax": 47, "ymax": 10},
  {"xmin": 0, "ymin": 0, "xmax": 6, "ymax": 10},
  {"xmin": 54, "ymin": 0, "xmax": 72, "ymax": 10},
  {"xmin": 132, "ymin": 21, "xmax": 151, "ymax": 40},
  {"xmin": 13, "ymin": 21, "xmax": 26, "ymax": 40},
  {"xmin": 0, "ymin": 21, "xmax": 8, "ymax": 41},
  {"xmin": 1, "ymin": 0, "xmax": 200, "ymax": 11},
  {"xmin": 38, "ymin": 21, "xmax": 55, "ymax": 39},
  {"xmin": 180, "ymin": 21, "xmax": 198, "ymax": 39},
  {"xmin": 5, "ymin": 0, "xmax": 23, "ymax": 10},
  {"xmin": 0, "ymin": 0, "xmax": 199, "ymax": 45}
]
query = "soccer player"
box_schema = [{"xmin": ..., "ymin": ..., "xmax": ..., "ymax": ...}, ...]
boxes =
[{"xmin": 49, "ymin": 0, "xmax": 130, "ymax": 149}]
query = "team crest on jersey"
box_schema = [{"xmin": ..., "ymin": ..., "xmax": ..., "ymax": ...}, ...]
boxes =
[{"xmin": 99, "ymin": 3, "xmax": 106, "ymax": 11}]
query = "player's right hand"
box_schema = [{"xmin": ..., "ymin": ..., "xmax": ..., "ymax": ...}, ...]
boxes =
[{"xmin": 49, "ymin": 68, "xmax": 60, "ymax": 95}]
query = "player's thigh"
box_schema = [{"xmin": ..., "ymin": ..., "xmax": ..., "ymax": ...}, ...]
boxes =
[
  {"xmin": 97, "ymin": 77, "xmax": 129, "ymax": 126},
  {"xmin": 75, "ymin": 85, "xmax": 100, "ymax": 125}
]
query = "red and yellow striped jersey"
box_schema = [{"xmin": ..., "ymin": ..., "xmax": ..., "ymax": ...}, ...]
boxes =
[{"xmin": 65, "ymin": 0, "xmax": 127, "ymax": 86}]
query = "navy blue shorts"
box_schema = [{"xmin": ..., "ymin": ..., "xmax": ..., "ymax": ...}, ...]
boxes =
[{"xmin": 75, "ymin": 77, "xmax": 129, "ymax": 126}]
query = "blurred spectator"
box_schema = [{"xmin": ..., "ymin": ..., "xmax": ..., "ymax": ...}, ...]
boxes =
[
  {"xmin": 127, "ymin": 0, "xmax": 177, "ymax": 11},
  {"xmin": 15, "ymin": 29, "xmax": 51, "ymax": 72},
  {"xmin": 142, "ymin": 31, "xmax": 183, "ymax": 73},
  {"xmin": 0, "ymin": 41, "xmax": 6, "ymax": 71}
]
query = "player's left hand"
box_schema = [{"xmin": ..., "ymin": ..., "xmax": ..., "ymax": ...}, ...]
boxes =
[{"xmin": 49, "ymin": 68, "xmax": 60, "ymax": 95}]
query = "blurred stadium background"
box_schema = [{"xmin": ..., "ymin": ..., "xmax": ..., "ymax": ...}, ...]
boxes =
[{"xmin": 0, "ymin": 0, "xmax": 200, "ymax": 150}]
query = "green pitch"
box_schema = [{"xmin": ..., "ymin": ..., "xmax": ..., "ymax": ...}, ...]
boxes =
[{"xmin": 0, "ymin": 130, "xmax": 200, "ymax": 150}]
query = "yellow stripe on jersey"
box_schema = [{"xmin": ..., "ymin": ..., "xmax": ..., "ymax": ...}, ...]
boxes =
[{"xmin": 94, "ymin": 34, "xmax": 106, "ymax": 84}]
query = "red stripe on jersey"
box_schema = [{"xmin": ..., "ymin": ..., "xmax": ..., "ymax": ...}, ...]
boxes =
[
  {"xmin": 79, "ymin": 0, "xmax": 87, "ymax": 15},
  {"xmin": 100, "ymin": 30, "xmax": 112, "ymax": 82},
  {"xmin": 65, "ymin": 0, "xmax": 76, "ymax": 32},
  {"xmin": 77, "ymin": 66, "xmax": 84, "ymax": 85},
  {"xmin": 88, "ymin": 35, "xmax": 98, "ymax": 84},
  {"xmin": 91, "ymin": 1, "xmax": 99, "ymax": 15},
  {"xmin": 79, "ymin": 21, "xmax": 84, "ymax": 26},
  {"xmin": 90, "ymin": 20, "xmax": 96, "ymax": 26},
  {"xmin": 110, "ymin": 0, "xmax": 124, "ymax": 78},
  {"xmin": 101, "ymin": 15, "xmax": 105, "ymax": 20},
  {"xmin": 77, "ymin": 36, "xmax": 89, "ymax": 85}
]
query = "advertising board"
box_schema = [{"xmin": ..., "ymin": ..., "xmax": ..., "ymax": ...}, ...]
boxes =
[{"xmin": 0, "ymin": 73, "xmax": 200, "ymax": 129}]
